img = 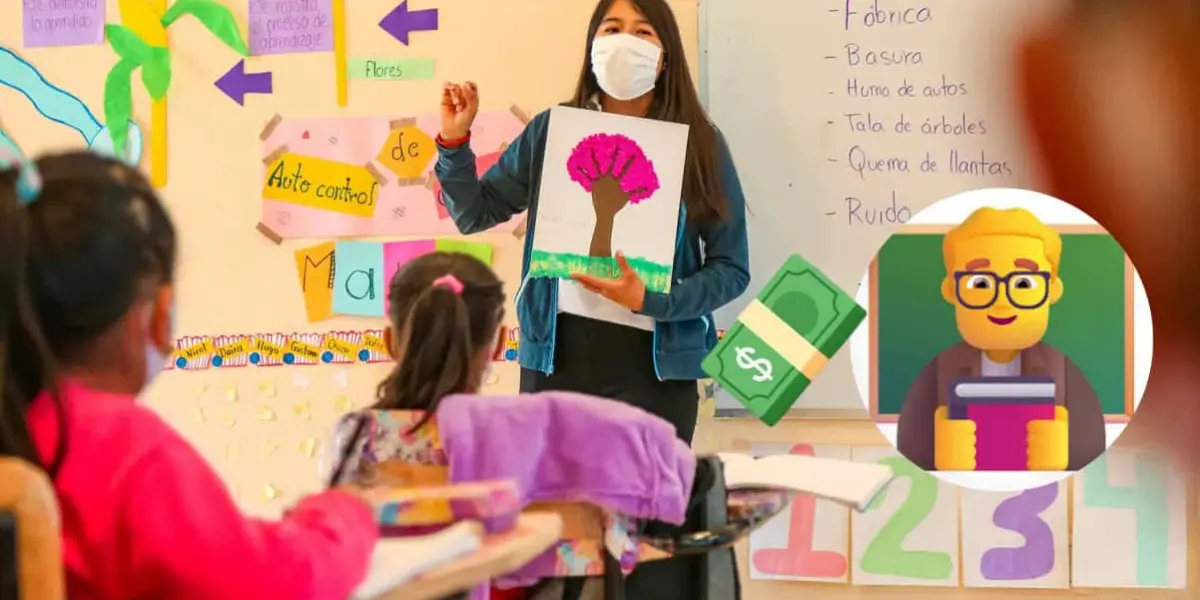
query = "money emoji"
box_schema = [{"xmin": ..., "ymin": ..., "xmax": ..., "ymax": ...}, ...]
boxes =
[{"xmin": 701, "ymin": 254, "xmax": 865, "ymax": 425}]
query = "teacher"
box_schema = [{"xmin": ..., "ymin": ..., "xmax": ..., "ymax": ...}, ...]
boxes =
[{"xmin": 434, "ymin": 0, "xmax": 749, "ymax": 446}]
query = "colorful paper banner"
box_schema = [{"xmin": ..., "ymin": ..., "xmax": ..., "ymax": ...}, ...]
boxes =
[{"xmin": 164, "ymin": 327, "xmax": 519, "ymax": 371}]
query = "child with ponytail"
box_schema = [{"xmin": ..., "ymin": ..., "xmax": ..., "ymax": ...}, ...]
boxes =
[
  {"xmin": 328, "ymin": 252, "xmax": 699, "ymax": 600},
  {"xmin": 0, "ymin": 151, "xmax": 379, "ymax": 600}
]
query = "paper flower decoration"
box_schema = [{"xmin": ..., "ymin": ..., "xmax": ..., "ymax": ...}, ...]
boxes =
[{"xmin": 566, "ymin": 133, "xmax": 660, "ymax": 257}]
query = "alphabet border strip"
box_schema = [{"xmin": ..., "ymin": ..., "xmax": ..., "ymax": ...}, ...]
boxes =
[{"xmin": 163, "ymin": 327, "xmax": 521, "ymax": 371}]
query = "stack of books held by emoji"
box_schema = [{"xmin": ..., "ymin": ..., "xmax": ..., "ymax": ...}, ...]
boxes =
[
  {"xmin": 949, "ymin": 376, "xmax": 1058, "ymax": 471},
  {"xmin": 702, "ymin": 255, "xmax": 866, "ymax": 425}
]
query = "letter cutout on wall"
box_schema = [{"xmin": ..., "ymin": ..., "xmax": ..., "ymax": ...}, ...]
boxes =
[
  {"xmin": 294, "ymin": 241, "xmax": 336, "ymax": 322},
  {"xmin": 850, "ymin": 448, "xmax": 958, "ymax": 586},
  {"xmin": 1071, "ymin": 448, "xmax": 1188, "ymax": 589},
  {"xmin": 960, "ymin": 482, "xmax": 1069, "ymax": 588},
  {"xmin": 331, "ymin": 241, "xmax": 385, "ymax": 317},
  {"xmin": 747, "ymin": 443, "xmax": 850, "ymax": 582}
]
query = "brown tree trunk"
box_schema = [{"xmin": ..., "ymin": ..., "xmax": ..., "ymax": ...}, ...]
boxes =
[{"xmin": 589, "ymin": 208, "xmax": 616, "ymax": 258}]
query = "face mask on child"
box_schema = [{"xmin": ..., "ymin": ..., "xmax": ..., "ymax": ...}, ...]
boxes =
[
  {"xmin": 590, "ymin": 33, "xmax": 662, "ymax": 101},
  {"xmin": 144, "ymin": 305, "xmax": 174, "ymax": 385}
]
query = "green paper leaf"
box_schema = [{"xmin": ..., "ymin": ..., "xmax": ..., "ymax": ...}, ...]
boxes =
[
  {"xmin": 103, "ymin": 60, "xmax": 137, "ymax": 155},
  {"xmin": 141, "ymin": 47, "xmax": 172, "ymax": 101},
  {"xmin": 161, "ymin": 0, "xmax": 250, "ymax": 56},
  {"xmin": 105, "ymin": 24, "xmax": 151, "ymax": 61}
]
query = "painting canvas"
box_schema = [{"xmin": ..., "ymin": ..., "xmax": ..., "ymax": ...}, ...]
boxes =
[{"xmin": 529, "ymin": 106, "xmax": 688, "ymax": 322}]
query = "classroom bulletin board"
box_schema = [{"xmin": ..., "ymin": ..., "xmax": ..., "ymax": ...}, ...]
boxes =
[{"xmin": 3, "ymin": 1, "xmax": 1196, "ymax": 599}]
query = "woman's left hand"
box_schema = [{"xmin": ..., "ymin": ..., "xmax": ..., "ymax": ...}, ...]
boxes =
[{"xmin": 572, "ymin": 251, "xmax": 647, "ymax": 312}]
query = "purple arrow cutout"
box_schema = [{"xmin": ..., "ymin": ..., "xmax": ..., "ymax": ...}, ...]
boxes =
[
  {"xmin": 380, "ymin": 1, "xmax": 439, "ymax": 46},
  {"xmin": 215, "ymin": 59, "xmax": 273, "ymax": 106}
]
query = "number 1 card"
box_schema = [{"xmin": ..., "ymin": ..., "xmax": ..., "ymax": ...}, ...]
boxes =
[
  {"xmin": 849, "ymin": 447, "xmax": 959, "ymax": 586},
  {"xmin": 747, "ymin": 443, "xmax": 851, "ymax": 583}
]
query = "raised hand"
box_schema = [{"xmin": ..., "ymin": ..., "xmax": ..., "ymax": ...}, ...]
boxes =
[{"xmin": 440, "ymin": 81, "xmax": 479, "ymax": 141}]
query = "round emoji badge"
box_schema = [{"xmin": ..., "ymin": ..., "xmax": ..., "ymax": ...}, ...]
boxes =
[{"xmin": 848, "ymin": 188, "xmax": 1154, "ymax": 492}]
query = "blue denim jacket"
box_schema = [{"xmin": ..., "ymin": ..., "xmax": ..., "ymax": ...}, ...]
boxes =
[{"xmin": 435, "ymin": 110, "xmax": 750, "ymax": 380}]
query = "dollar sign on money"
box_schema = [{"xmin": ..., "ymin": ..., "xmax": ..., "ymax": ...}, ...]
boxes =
[
  {"xmin": 734, "ymin": 346, "xmax": 774, "ymax": 382},
  {"xmin": 701, "ymin": 254, "xmax": 867, "ymax": 426}
]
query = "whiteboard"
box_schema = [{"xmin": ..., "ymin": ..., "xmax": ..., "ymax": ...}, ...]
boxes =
[{"xmin": 700, "ymin": 0, "xmax": 1069, "ymax": 417}]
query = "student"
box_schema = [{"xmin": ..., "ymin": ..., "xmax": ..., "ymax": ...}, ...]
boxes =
[
  {"xmin": 327, "ymin": 251, "xmax": 706, "ymax": 600},
  {"xmin": 434, "ymin": 0, "xmax": 751, "ymax": 447},
  {"xmin": 0, "ymin": 152, "xmax": 379, "ymax": 600}
]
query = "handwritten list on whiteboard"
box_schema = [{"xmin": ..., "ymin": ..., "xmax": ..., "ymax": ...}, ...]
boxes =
[{"xmin": 705, "ymin": 0, "xmax": 1066, "ymax": 413}]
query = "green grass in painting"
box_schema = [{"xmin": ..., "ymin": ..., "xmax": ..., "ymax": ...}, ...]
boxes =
[{"xmin": 529, "ymin": 250, "xmax": 672, "ymax": 293}]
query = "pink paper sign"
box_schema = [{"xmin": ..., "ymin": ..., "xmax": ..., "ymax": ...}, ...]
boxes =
[
  {"xmin": 432, "ymin": 150, "xmax": 503, "ymax": 220},
  {"xmin": 260, "ymin": 112, "xmax": 524, "ymax": 238},
  {"xmin": 23, "ymin": 0, "xmax": 105, "ymax": 47},
  {"xmin": 248, "ymin": 0, "xmax": 333, "ymax": 55},
  {"xmin": 382, "ymin": 240, "xmax": 437, "ymax": 308}
]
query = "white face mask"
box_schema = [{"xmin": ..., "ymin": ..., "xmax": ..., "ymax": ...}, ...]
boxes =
[
  {"xmin": 590, "ymin": 33, "xmax": 662, "ymax": 101},
  {"xmin": 144, "ymin": 305, "xmax": 174, "ymax": 386}
]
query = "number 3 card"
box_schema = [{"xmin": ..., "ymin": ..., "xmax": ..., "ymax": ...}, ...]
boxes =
[
  {"xmin": 960, "ymin": 482, "xmax": 1069, "ymax": 588},
  {"xmin": 747, "ymin": 443, "xmax": 851, "ymax": 583},
  {"xmin": 850, "ymin": 448, "xmax": 959, "ymax": 586}
]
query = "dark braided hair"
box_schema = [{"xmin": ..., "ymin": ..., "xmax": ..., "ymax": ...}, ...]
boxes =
[
  {"xmin": 373, "ymin": 252, "xmax": 506, "ymax": 432},
  {"xmin": 0, "ymin": 151, "xmax": 176, "ymax": 477}
]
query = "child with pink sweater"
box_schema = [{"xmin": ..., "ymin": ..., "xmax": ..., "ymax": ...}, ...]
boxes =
[{"xmin": 0, "ymin": 152, "xmax": 379, "ymax": 599}]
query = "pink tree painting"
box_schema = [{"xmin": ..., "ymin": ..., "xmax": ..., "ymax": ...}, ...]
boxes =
[{"xmin": 566, "ymin": 133, "xmax": 661, "ymax": 257}]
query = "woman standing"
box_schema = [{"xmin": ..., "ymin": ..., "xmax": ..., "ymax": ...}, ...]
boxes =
[
  {"xmin": 435, "ymin": 0, "xmax": 749, "ymax": 447},
  {"xmin": 437, "ymin": 2, "xmax": 749, "ymax": 594}
]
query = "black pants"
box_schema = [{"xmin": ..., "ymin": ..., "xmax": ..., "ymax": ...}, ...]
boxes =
[
  {"xmin": 520, "ymin": 313, "xmax": 701, "ymax": 600},
  {"xmin": 519, "ymin": 313, "xmax": 699, "ymax": 443}
]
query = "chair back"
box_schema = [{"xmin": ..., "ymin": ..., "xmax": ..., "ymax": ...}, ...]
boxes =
[{"xmin": 0, "ymin": 458, "xmax": 63, "ymax": 600}]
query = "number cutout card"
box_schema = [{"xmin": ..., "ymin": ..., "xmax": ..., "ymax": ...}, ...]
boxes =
[
  {"xmin": 960, "ymin": 482, "xmax": 1069, "ymax": 588},
  {"xmin": 1071, "ymin": 447, "xmax": 1188, "ymax": 589},
  {"xmin": 747, "ymin": 443, "xmax": 851, "ymax": 583},
  {"xmin": 850, "ymin": 447, "xmax": 959, "ymax": 586}
]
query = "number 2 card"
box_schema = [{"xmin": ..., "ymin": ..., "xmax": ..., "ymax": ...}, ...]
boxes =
[{"xmin": 850, "ymin": 447, "xmax": 959, "ymax": 586}]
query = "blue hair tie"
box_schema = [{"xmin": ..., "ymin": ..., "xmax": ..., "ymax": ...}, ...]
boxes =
[
  {"xmin": 0, "ymin": 156, "xmax": 41, "ymax": 205},
  {"xmin": 14, "ymin": 160, "xmax": 41, "ymax": 205}
]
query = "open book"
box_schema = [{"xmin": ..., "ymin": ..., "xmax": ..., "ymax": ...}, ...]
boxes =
[
  {"xmin": 717, "ymin": 452, "xmax": 894, "ymax": 512},
  {"xmin": 353, "ymin": 521, "xmax": 484, "ymax": 600}
]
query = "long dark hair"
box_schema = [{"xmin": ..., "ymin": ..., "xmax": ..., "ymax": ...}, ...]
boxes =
[
  {"xmin": 373, "ymin": 252, "xmax": 506, "ymax": 432},
  {"xmin": 0, "ymin": 151, "xmax": 175, "ymax": 478},
  {"xmin": 569, "ymin": 0, "xmax": 726, "ymax": 224}
]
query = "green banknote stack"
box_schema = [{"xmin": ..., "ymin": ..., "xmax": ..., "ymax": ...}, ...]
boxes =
[{"xmin": 701, "ymin": 255, "xmax": 866, "ymax": 425}]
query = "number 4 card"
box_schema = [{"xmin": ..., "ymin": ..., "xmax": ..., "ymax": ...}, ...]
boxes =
[
  {"xmin": 747, "ymin": 444, "xmax": 851, "ymax": 583},
  {"xmin": 960, "ymin": 482, "xmax": 1069, "ymax": 588},
  {"xmin": 1071, "ymin": 448, "xmax": 1188, "ymax": 589},
  {"xmin": 849, "ymin": 447, "xmax": 959, "ymax": 586}
]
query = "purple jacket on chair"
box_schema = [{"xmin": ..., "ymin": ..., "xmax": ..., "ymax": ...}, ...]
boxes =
[{"xmin": 436, "ymin": 391, "xmax": 697, "ymax": 524}]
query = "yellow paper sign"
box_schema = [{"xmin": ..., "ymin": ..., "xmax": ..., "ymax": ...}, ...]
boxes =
[
  {"xmin": 362, "ymin": 333, "xmax": 389, "ymax": 356},
  {"xmin": 294, "ymin": 242, "xmax": 336, "ymax": 322},
  {"xmin": 215, "ymin": 340, "xmax": 249, "ymax": 361},
  {"xmin": 263, "ymin": 152, "xmax": 380, "ymax": 218},
  {"xmin": 178, "ymin": 339, "xmax": 214, "ymax": 362},
  {"xmin": 252, "ymin": 337, "xmax": 285, "ymax": 361},
  {"xmin": 375, "ymin": 125, "xmax": 435, "ymax": 179},
  {"xmin": 321, "ymin": 336, "xmax": 360, "ymax": 361},
  {"xmin": 287, "ymin": 338, "xmax": 321, "ymax": 362}
]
